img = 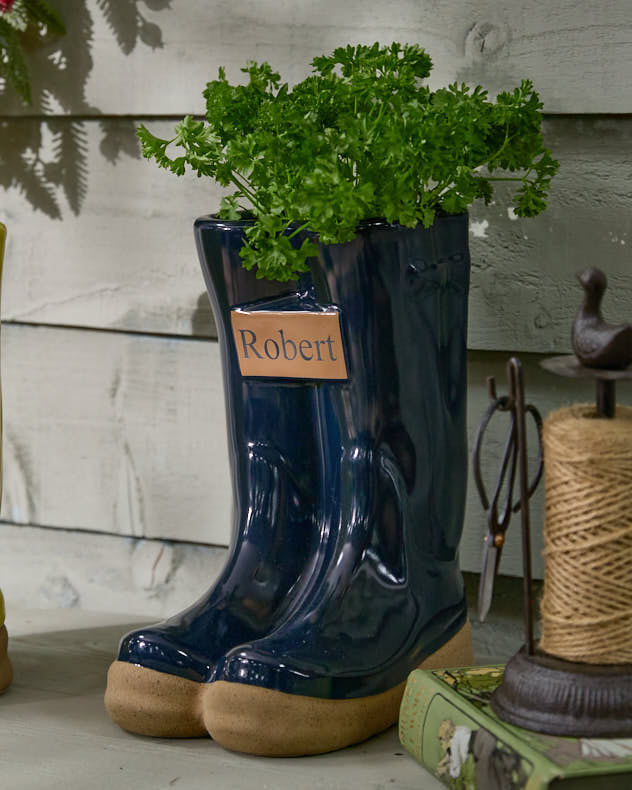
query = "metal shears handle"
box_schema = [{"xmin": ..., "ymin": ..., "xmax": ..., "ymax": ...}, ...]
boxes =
[{"xmin": 473, "ymin": 359, "xmax": 543, "ymax": 653}]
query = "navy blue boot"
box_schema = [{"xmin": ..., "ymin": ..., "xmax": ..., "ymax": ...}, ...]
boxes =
[
  {"xmin": 204, "ymin": 215, "xmax": 474, "ymax": 755},
  {"xmin": 105, "ymin": 218, "xmax": 325, "ymax": 736}
]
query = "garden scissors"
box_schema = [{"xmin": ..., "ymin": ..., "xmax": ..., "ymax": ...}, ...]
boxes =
[{"xmin": 472, "ymin": 358, "xmax": 544, "ymax": 625}]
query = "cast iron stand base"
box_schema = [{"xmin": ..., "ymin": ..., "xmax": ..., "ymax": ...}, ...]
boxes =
[{"xmin": 491, "ymin": 645, "xmax": 632, "ymax": 737}]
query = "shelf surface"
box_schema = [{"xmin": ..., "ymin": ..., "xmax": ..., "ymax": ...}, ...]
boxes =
[{"xmin": 0, "ymin": 606, "xmax": 443, "ymax": 790}]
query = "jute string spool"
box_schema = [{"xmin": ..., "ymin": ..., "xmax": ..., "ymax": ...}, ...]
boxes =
[{"xmin": 539, "ymin": 404, "xmax": 632, "ymax": 664}]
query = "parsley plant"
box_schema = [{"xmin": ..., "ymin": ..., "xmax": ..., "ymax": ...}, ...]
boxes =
[{"xmin": 138, "ymin": 42, "xmax": 558, "ymax": 281}]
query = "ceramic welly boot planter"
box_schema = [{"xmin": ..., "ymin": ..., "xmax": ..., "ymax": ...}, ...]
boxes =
[
  {"xmin": 105, "ymin": 259, "xmax": 324, "ymax": 736},
  {"xmin": 106, "ymin": 43, "xmax": 557, "ymax": 754},
  {"xmin": 106, "ymin": 214, "xmax": 474, "ymax": 751}
]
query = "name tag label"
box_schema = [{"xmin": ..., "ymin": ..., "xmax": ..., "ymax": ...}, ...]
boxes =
[{"xmin": 230, "ymin": 310, "xmax": 348, "ymax": 380}]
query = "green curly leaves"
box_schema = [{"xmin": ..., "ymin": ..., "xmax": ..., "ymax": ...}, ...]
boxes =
[
  {"xmin": 137, "ymin": 43, "xmax": 558, "ymax": 281},
  {"xmin": 137, "ymin": 118, "xmax": 223, "ymax": 178},
  {"xmin": 243, "ymin": 219, "xmax": 317, "ymax": 282}
]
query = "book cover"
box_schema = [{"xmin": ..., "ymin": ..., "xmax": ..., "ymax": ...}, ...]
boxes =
[{"xmin": 399, "ymin": 664, "xmax": 632, "ymax": 789}]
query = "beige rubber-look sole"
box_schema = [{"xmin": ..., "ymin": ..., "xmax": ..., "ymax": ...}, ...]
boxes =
[
  {"xmin": 205, "ymin": 621, "xmax": 473, "ymax": 756},
  {"xmin": 106, "ymin": 621, "xmax": 472, "ymax": 753},
  {"xmin": 0, "ymin": 625, "xmax": 12, "ymax": 693},
  {"xmin": 105, "ymin": 661, "xmax": 208, "ymax": 737}
]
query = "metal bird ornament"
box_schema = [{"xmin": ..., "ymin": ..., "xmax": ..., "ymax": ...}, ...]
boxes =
[{"xmin": 572, "ymin": 268, "xmax": 632, "ymax": 370}]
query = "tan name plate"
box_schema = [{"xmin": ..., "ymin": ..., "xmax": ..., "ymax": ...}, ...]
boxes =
[{"xmin": 231, "ymin": 310, "xmax": 348, "ymax": 379}]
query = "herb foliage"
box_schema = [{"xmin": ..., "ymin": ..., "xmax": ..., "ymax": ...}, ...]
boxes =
[{"xmin": 138, "ymin": 43, "xmax": 558, "ymax": 281}]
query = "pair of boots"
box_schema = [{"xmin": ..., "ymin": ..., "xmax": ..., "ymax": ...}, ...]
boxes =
[{"xmin": 105, "ymin": 215, "xmax": 474, "ymax": 756}]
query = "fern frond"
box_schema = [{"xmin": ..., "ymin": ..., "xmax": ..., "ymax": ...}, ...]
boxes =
[
  {"xmin": 21, "ymin": 0, "xmax": 65, "ymax": 34},
  {"xmin": 0, "ymin": 16, "xmax": 31, "ymax": 102},
  {"xmin": 57, "ymin": 121, "xmax": 88, "ymax": 214},
  {"xmin": 95, "ymin": 0, "xmax": 139, "ymax": 55}
]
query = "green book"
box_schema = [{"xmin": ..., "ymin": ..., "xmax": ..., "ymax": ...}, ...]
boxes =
[{"xmin": 399, "ymin": 665, "xmax": 632, "ymax": 789}]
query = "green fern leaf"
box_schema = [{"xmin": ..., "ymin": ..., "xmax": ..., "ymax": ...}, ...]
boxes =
[
  {"xmin": 21, "ymin": 0, "xmax": 65, "ymax": 34},
  {"xmin": 0, "ymin": 17, "xmax": 32, "ymax": 103}
]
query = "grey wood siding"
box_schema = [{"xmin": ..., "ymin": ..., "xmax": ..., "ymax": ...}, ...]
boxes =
[
  {"xmin": 2, "ymin": 0, "xmax": 630, "ymax": 116},
  {"xmin": 3, "ymin": 117, "xmax": 631, "ymax": 351},
  {"xmin": 0, "ymin": 324, "xmax": 596, "ymax": 577},
  {"xmin": 1, "ymin": 1, "xmax": 631, "ymax": 609}
]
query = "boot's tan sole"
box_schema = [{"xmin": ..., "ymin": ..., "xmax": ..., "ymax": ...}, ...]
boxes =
[
  {"xmin": 0, "ymin": 625, "xmax": 12, "ymax": 693},
  {"xmin": 105, "ymin": 661, "xmax": 207, "ymax": 737},
  {"xmin": 106, "ymin": 621, "xmax": 472, "ymax": 752},
  {"xmin": 205, "ymin": 621, "xmax": 473, "ymax": 756}
]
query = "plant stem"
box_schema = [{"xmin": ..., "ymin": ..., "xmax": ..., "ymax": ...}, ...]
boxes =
[
  {"xmin": 230, "ymin": 173, "xmax": 262, "ymax": 210},
  {"xmin": 485, "ymin": 176, "xmax": 528, "ymax": 182},
  {"xmin": 287, "ymin": 221, "xmax": 310, "ymax": 239}
]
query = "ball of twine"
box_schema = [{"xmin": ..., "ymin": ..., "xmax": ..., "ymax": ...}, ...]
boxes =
[{"xmin": 539, "ymin": 404, "xmax": 632, "ymax": 665}]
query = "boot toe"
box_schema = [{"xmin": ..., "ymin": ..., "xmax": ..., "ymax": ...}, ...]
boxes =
[
  {"xmin": 219, "ymin": 643, "xmax": 336, "ymax": 697},
  {"xmin": 118, "ymin": 626, "xmax": 214, "ymax": 683},
  {"xmin": 106, "ymin": 626, "xmax": 213, "ymax": 737}
]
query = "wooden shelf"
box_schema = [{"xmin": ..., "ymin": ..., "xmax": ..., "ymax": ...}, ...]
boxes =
[{"xmin": 1, "ymin": 607, "xmax": 442, "ymax": 789}]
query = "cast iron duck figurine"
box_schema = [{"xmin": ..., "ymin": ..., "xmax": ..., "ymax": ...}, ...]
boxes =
[{"xmin": 572, "ymin": 267, "xmax": 632, "ymax": 370}]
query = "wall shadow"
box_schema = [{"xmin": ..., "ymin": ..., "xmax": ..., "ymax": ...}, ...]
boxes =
[{"xmin": 0, "ymin": 0, "xmax": 171, "ymax": 218}]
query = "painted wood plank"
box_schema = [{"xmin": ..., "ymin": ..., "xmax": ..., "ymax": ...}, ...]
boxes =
[
  {"xmin": 1, "ymin": 323, "xmax": 611, "ymax": 577},
  {"xmin": 1, "ymin": 118, "xmax": 220, "ymax": 339},
  {"xmin": 1, "ymin": 0, "xmax": 630, "ymax": 116},
  {"xmin": 0, "ymin": 523, "xmax": 228, "ymax": 618},
  {"xmin": 2, "ymin": 117, "xmax": 631, "ymax": 352},
  {"xmin": 470, "ymin": 118, "xmax": 632, "ymax": 353},
  {"xmin": 2, "ymin": 547, "xmax": 524, "ymax": 671},
  {"xmin": 0, "ymin": 323, "xmax": 232, "ymax": 545},
  {"xmin": 0, "ymin": 608, "xmax": 439, "ymax": 790},
  {"xmin": 0, "ymin": 535, "xmax": 526, "ymax": 667}
]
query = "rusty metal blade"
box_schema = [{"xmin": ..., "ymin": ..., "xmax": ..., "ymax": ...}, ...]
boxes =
[{"xmin": 478, "ymin": 540, "xmax": 501, "ymax": 622}]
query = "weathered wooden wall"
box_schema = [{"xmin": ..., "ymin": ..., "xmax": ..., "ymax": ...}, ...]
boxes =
[{"xmin": 1, "ymin": 0, "xmax": 631, "ymax": 612}]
